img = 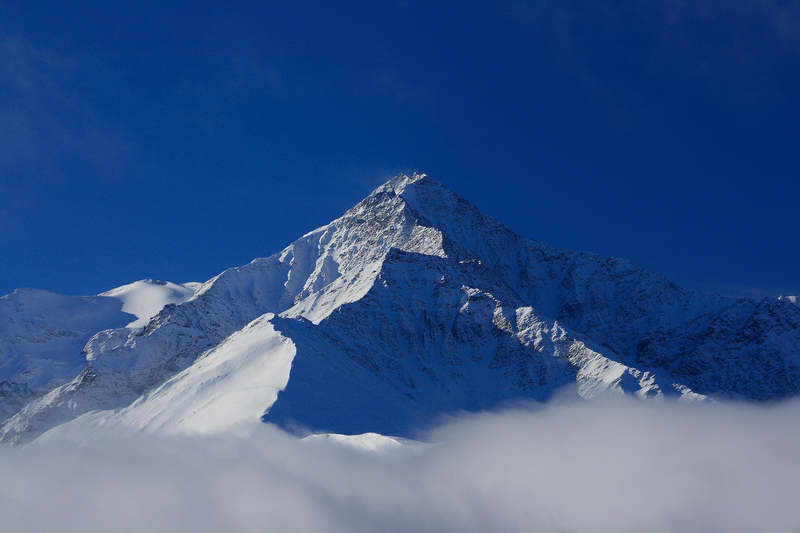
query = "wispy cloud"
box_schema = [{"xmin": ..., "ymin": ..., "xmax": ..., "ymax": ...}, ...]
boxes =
[
  {"xmin": 2, "ymin": 398, "xmax": 799, "ymax": 532},
  {"xmin": 0, "ymin": 35, "xmax": 132, "ymax": 183},
  {"xmin": 506, "ymin": 0, "xmax": 800, "ymax": 63},
  {"xmin": 170, "ymin": 29, "xmax": 287, "ymax": 138},
  {"xmin": 501, "ymin": 0, "xmax": 800, "ymax": 128},
  {"xmin": 371, "ymin": 68, "xmax": 430, "ymax": 104}
]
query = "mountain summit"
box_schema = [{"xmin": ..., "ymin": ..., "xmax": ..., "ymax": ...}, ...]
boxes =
[{"xmin": 2, "ymin": 174, "xmax": 799, "ymax": 443}]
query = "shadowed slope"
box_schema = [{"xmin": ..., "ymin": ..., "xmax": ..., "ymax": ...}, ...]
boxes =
[{"xmin": 3, "ymin": 173, "xmax": 799, "ymax": 443}]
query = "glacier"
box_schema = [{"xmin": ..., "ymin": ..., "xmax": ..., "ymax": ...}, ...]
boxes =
[{"xmin": 1, "ymin": 173, "xmax": 799, "ymax": 444}]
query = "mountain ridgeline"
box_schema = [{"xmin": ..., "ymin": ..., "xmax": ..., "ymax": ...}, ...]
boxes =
[{"xmin": 1, "ymin": 174, "xmax": 799, "ymax": 443}]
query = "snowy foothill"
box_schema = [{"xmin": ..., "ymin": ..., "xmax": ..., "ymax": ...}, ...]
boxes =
[
  {"xmin": 300, "ymin": 432, "xmax": 417, "ymax": 453},
  {"xmin": 0, "ymin": 279, "xmax": 198, "ymax": 419},
  {"xmin": 0, "ymin": 288, "xmax": 132, "ymax": 407},
  {"xmin": 100, "ymin": 279, "xmax": 199, "ymax": 328}
]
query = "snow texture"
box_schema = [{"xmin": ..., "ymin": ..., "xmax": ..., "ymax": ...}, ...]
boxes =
[
  {"xmin": 2, "ymin": 173, "xmax": 799, "ymax": 443},
  {"xmin": 99, "ymin": 279, "xmax": 197, "ymax": 328}
]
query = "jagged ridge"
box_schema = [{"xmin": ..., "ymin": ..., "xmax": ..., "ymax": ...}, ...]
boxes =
[{"xmin": 2, "ymin": 173, "xmax": 799, "ymax": 443}]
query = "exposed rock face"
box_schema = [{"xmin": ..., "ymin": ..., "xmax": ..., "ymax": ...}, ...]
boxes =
[
  {"xmin": 2, "ymin": 174, "xmax": 798, "ymax": 443},
  {"xmin": 0, "ymin": 288, "xmax": 134, "ymax": 402}
]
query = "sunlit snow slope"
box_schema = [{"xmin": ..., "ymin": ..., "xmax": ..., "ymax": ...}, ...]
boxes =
[
  {"xmin": 3, "ymin": 173, "xmax": 799, "ymax": 444},
  {"xmin": 66, "ymin": 314, "xmax": 294, "ymax": 436},
  {"xmin": 0, "ymin": 280, "xmax": 196, "ymax": 423},
  {"xmin": 100, "ymin": 280, "xmax": 198, "ymax": 328}
]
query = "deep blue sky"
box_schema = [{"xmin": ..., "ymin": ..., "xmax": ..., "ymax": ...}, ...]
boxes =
[{"xmin": 1, "ymin": 1, "xmax": 798, "ymax": 297}]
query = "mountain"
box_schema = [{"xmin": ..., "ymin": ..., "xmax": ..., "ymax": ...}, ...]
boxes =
[
  {"xmin": 0, "ymin": 280, "xmax": 198, "ymax": 421},
  {"xmin": 2, "ymin": 174, "xmax": 799, "ymax": 444},
  {"xmin": 99, "ymin": 279, "xmax": 199, "ymax": 328},
  {"xmin": 779, "ymin": 295, "xmax": 798, "ymax": 306},
  {"xmin": 0, "ymin": 289, "xmax": 130, "ymax": 420}
]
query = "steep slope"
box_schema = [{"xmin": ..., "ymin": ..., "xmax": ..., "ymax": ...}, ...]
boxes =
[
  {"xmin": 0, "ymin": 279, "xmax": 203, "ymax": 425},
  {"xmin": 3, "ymin": 173, "xmax": 799, "ymax": 444},
  {"xmin": 635, "ymin": 297, "xmax": 800, "ymax": 399},
  {"xmin": 48, "ymin": 250, "xmax": 673, "ymax": 439},
  {"xmin": 60, "ymin": 314, "xmax": 295, "ymax": 437},
  {"xmin": 1, "ymin": 175, "xmax": 450, "ymax": 443},
  {"xmin": 263, "ymin": 249, "xmax": 681, "ymax": 436},
  {"xmin": 0, "ymin": 289, "xmax": 133, "ymax": 419}
]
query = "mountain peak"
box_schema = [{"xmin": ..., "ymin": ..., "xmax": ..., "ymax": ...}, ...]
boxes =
[
  {"xmin": 370, "ymin": 171, "xmax": 433, "ymax": 197},
  {"xmin": 367, "ymin": 172, "xmax": 466, "ymax": 218},
  {"xmin": 363, "ymin": 171, "xmax": 512, "ymax": 248},
  {"xmin": 5, "ymin": 173, "xmax": 800, "ymax": 445}
]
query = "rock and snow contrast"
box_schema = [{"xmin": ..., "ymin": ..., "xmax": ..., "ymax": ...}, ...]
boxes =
[
  {"xmin": 1, "ymin": 173, "xmax": 799, "ymax": 444},
  {"xmin": 0, "ymin": 279, "xmax": 199, "ymax": 422},
  {"xmin": 779, "ymin": 295, "xmax": 798, "ymax": 306}
]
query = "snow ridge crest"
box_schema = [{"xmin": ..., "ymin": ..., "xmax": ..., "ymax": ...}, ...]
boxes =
[{"xmin": 2, "ymin": 173, "xmax": 799, "ymax": 444}]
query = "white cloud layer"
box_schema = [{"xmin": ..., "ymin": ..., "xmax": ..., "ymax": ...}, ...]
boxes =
[{"xmin": 1, "ymin": 397, "xmax": 799, "ymax": 533}]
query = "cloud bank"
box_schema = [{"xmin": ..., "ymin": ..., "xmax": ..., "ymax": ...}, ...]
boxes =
[{"xmin": 1, "ymin": 398, "xmax": 798, "ymax": 533}]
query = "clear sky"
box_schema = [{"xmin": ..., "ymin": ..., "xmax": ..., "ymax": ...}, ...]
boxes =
[{"xmin": 1, "ymin": 1, "xmax": 798, "ymax": 298}]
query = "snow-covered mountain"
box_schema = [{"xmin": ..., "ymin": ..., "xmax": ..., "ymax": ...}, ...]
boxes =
[
  {"xmin": 0, "ymin": 280, "xmax": 198, "ymax": 421},
  {"xmin": 99, "ymin": 279, "xmax": 199, "ymax": 328},
  {"xmin": 2, "ymin": 174, "xmax": 799, "ymax": 444},
  {"xmin": 0, "ymin": 289, "xmax": 129, "ymax": 420},
  {"xmin": 779, "ymin": 295, "xmax": 798, "ymax": 306}
]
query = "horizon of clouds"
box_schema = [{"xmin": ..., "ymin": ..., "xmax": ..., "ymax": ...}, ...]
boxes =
[{"xmin": 2, "ymin": 397, "xmax": 799, "ymax": 533}]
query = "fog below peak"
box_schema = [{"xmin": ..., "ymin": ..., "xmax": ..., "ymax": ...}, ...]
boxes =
[{"xmin": 2, "ymin": 397, "xmax": 798, "ymax": 533}]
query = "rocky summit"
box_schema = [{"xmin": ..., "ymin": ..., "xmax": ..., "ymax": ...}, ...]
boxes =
[{"xmin": 2, "ymin": 173, "xmax": 799, "ymax": 444}]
